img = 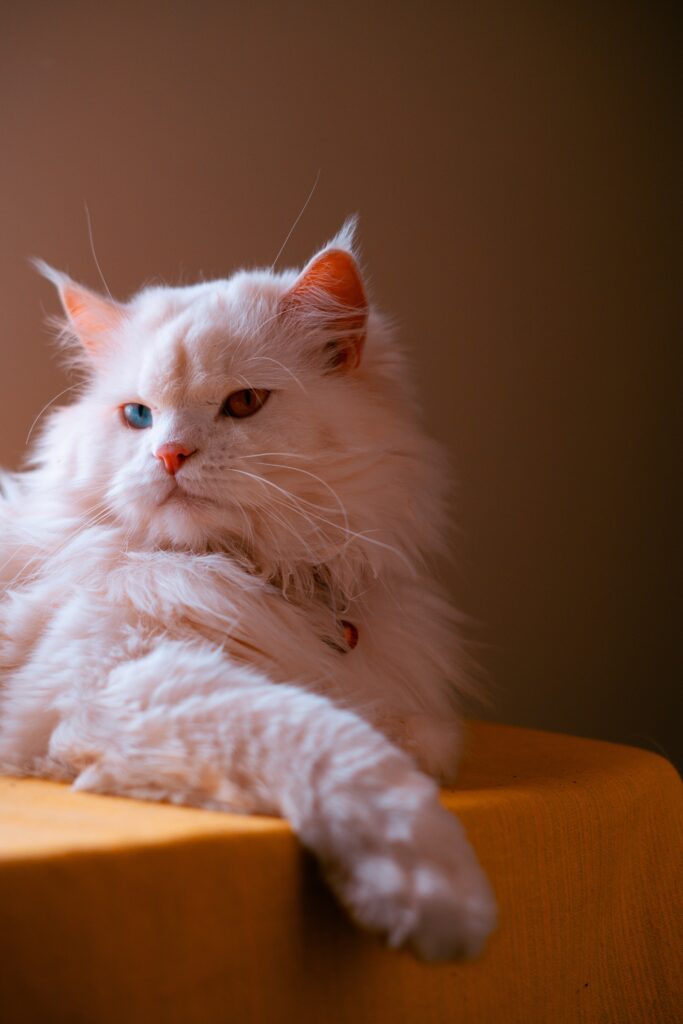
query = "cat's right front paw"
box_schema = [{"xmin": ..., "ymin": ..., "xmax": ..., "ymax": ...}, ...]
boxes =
[{"xmin": 327, "ymin": 799, "xmax": 497, "ymax": 962}]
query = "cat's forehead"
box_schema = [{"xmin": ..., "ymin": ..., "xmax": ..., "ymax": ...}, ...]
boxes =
[
  {"xmin": 123, "ymin": 271, "xmax": 294, "ymax": 402},
  {"xmin": 127, "ymin": 270, "xmax": 286, "ymax": 333}
]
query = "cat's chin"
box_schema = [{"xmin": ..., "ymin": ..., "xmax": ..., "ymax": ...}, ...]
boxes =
[
  {"xmin": 107, "ymin": 481, "xmax": 243, "ymax": 554},
  {"xmin": 154, "ymin": 507, "xmax": 219, "ymax": 549},
  {"xmin": 117, "ymin": 488, "xmax": 224, "ymax": 551},
  {"xmin": 159, "ymin": 487, "xmax": 215, "ymax": 512}
]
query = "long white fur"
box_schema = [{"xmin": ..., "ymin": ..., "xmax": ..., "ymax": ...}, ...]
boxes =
[{"xmin": 0, "ymin": 221, "xmax": 496, "ymax": 961}]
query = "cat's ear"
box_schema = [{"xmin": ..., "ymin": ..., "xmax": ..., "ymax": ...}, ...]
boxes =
[
  {"xmin": 32, "ymin": 259, "xmax": 124, "ymax": 355},
  {"xmin": 279, "ymin": 221, "xmax": 368, "ymax": 372}
]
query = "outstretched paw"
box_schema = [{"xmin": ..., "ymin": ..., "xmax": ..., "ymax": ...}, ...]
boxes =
[{"xmin": 328, "ymin": 798, "xmax": 497, "ymax": 962}]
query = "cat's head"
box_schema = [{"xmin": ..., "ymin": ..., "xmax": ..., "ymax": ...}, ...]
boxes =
[{"xmin": 33, "ymin": 221, "xmax": 445, "ymax": 596}]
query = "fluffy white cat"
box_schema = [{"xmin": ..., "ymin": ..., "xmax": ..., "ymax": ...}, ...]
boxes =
[{"xmin": 0, "ymin": 220, "xmax": 496, "ymax": 961}]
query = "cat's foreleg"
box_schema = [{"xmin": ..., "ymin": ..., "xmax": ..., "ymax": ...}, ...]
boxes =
[{"xmin": 47, "ymin": 640, "xmax": 496, "ymax": 962}]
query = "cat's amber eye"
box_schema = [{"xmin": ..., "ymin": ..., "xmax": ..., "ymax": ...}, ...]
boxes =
[{"xmin": 221, "ymin": 388, "xmax": 270, "ymax": 419}]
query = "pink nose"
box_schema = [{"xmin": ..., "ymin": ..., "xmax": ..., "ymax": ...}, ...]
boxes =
[{"xmin": 154, "ymin": 443, "xmax": 196, "ymax": 476}]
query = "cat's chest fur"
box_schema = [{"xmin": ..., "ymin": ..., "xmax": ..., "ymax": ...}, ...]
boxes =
[
  {"xmin": 1, "ymin": 523, "xmax": 458, "ymax": 776},
  {"xmin": 1, "ymin": 524, "xmax": 381, "ymax": 703}
]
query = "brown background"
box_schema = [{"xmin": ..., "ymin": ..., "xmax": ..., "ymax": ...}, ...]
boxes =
[{"xmin": 1, "ymin": 2, "xmax": 680, "ymax": 765}]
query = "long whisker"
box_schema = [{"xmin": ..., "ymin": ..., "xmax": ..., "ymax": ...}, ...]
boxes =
[
  {"xmin": 227, "ymin": 467, "xmax": 411, "ymax": 569},
  {"xmin": 253, "ymin": 499, "xmax": 324, "ymax": 565},
  {"xmin": 3, "ymin": 502, "xmax": 115, "ymax": 590},
  {"xmin": 227, "ymin": 469, "xmax": 344, "ymax": 553},
  {"xmin": 238, "ymin": 451, "xmax": 316, "ymax": 463},
  {"xmin": 243, "ymin": 356, "xmax": 309, "ymax": 395},
  {"xmin": 271, "ymin": 168, "xmax": 321, "ymax": 270},
  {"xmin": 245, "ymin": 460, "xmax": 350, "ymax": 524},
  {"xmin": 223, "ymin": 465, "xmax": 345, "ymax": 520},
  {"xmin": 84, "ymin": 202, "xmax": 114, "ymax": 301},
  {"xmin": 0, "ymin": 496, "xmax": 110, "ymax": 578},
  {"xmin": 25, "ymin": 383, "xmax": 82, "ymax": 445}
]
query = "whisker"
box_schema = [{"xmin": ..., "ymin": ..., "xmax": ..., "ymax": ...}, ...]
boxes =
[
  {"xmin": 226, "ymin": 467, "xmax": 411, "ymax": 569},
  {"xmin": 3, "ymin": 502, "xmax": 115, "ymax": 590},
  {"xmin": 271, "ymin": 168, "xmax": 321, "ymax": 270},
  {"xmin": 25, "ymin": 383, "xmax": 82, "ymax": 445},
  {"xmin": 243, "ymin": 355, "xmax": 309, "ymax": 395},
  {"xmin": 244, "ymin": 460, "xmax": 350, "ymax": 525},
  {"xmin": 238, "ymin": 451, "xmax": 316, "ymax": 463},
  {"xmin": 84, "ymin": 202, "xmax": 114, "ymax": 301}
]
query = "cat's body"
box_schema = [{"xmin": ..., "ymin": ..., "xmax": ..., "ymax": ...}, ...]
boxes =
[{"xmin": 0, "ymin": 223, "xmax": 496, "ymax": 960}]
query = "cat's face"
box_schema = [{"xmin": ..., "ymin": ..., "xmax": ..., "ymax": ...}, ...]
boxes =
[{"xmin": 37, "ymin": 226, "xmax": 427, "ymax": 578}]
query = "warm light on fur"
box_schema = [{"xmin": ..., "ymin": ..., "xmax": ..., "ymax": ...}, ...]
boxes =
[{"xmin": 0, "ymin": 221, "xmax": 496, "ymax": 961}]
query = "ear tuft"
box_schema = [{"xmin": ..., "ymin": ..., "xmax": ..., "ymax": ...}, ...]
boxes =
[
  {"xmin": 32, "ymin": 259, "xmax": 123, "ymax": 354},
  {"xmin": 31, "ymin": 257, "xmax": 71, "ymax": 293},
  {"xmin": 325, "ymin": 214, "xmax": 360, "ymax": 257}
]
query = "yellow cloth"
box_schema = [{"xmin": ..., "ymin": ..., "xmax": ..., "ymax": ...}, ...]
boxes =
[{"xmin": 0, "ymin": 722, "xmax": 680, "ymax": 1023}]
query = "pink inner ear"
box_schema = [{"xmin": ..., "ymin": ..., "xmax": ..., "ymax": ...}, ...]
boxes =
[
  {"xmin": 288, "ymin": 249, "xmax": 366, "ymax": 311},
  {"xmin": 281, "ymin": 249, "xmax": 368, "ymax": 370},
  {"xmin": 62, "ymin": 284, "xmax": 122, "ymax": 350}
]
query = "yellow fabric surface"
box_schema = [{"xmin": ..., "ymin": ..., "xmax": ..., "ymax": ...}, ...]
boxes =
[{"xmin": 0, "ymin": 721, "xmax": 680, "ymax": 1024}]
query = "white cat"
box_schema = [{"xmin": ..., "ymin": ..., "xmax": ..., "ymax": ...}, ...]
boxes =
[{"xmin": 0, "ymin": 220, "xmax": 496, "ymax": 961}]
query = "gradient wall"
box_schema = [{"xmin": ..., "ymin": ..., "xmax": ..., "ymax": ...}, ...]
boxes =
[{"xmin": 1, "ymin": 2, "xmax": 680, "ymax": 764}]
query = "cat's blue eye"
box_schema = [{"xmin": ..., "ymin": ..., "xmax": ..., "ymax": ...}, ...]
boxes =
[{"xmin": 122, "ymin": 403, "xmax": 153, "ymax": 429}]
